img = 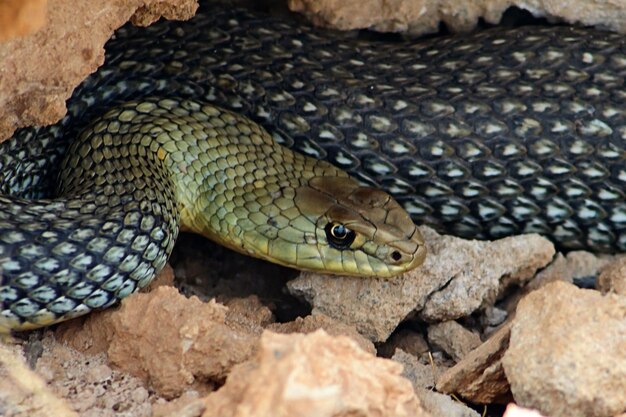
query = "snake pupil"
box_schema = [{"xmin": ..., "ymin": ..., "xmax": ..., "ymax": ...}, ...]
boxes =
[
  {"xmin": 325, "ymin": 223, "xmax": 356, "ymax": 249},
  {"xmin": 331, "ymin": 224, "xmax": 347, "ymax": 238},
  {"xmin": 391, "ymin": 251, "xmax": 402, "ymax": 261}
]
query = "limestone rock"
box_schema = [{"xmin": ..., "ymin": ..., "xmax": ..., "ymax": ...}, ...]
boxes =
[
  {"xmin": 436, "ymin": 322, "xmax": 512, "ymax": 404},
  {"xmin": 288, "ymin": 0, "xmax": 626, "ymax": 34},
  {"xmin": 392, "ymin": 349, "xmax": 437, "ymax": 389},
  {"xmin": 224, "ymin": 295, "xmax": 275, "ymax": 334},
  {"xmin": 0, "ymin": 340, "xmax": 78, "ymax": 417},
  {"xmin": 267, "ymin": 313, "xmax": 375, "ymax": 355},
  {"xmin": 0, "ymin": 0, "xmax": 47, "ymax": 41},
  {"xmin": 597, "ymin": 256, "xmax": 626, "ymax": 296},
  {"xmin": 0, "ymin": 0, "xmax": 198, "ymax": 143},
  {"xmin": 528, "ymin": 251, "xmax": 614, "ymax": 292},
  {"xmin": 289, "ymin": 227, "xmax": 554, "ymax": 341},
  {"xmin": 417, "ymin": 389, "xmax": 481, "ymax": 417},
  {"xmin": 392, "ymin": 349, "xmax": 480, "ymax": 417},
  {"xmin": 503, "ymin": 404, "xmax": 547, "ymax": 417},
  {"xmin": 427, "ymin": 320, "xmax": 482, "ymax": 362},
  {"xmin": 56, "ymin": 286, "xmax": 258, "ymax": 398},
  {"xmin": 34, "ymin": 334, "xmax": 153, "ymax": 417},
  {"xmin": 503, "ymin": 282, "xmax": 626, "ymax": 417},
  {"xmin": 202, "ymin": 330, "xmax": 430, "ymax": 417},
  {"xmin": 378, "ymin": 328, "xmax": 430, "ymax": 358}
]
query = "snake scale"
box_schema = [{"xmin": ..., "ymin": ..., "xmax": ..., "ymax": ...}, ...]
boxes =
[{"xmin": 1, "ymin": 4, "xmax": 626, "ymax": 331}]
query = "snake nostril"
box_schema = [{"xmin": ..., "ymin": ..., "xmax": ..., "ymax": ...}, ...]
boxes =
[{"xmin": 391, "ymin": 251, "xmax": 402, "ymax": 261}]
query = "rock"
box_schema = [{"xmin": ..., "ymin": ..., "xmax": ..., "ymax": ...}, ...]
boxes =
[
  {"xmin": 202, "ymin": 330, "xmax": 430, "ymax": 417},
  {"xmin": 378, "ymin": 328, "xmax": 430, "ymax": 358},
  {"xmin": 0, "ymin": 340, "xmax": 79, "ymax": 417},
  {"xmin": 288, "ymin": 227, "xmax": 554, "ymax": 341},
  {"xmin": 482, "ymin": 306, "xmax": 509, "ymax": 335},
  {"xmin": 391, "ymin": 349, "xmax": 480, "ymax": 417},
  {"xmin": 417, "ymin": 389, "xmax": 481, "ymax": 417},
  {"xmin": 224, "ymin": 295, "xmax": 275, "ymax": 334},
  {"xmin": 597, "ymin": 256, "xmax": 626, "ymax": 296},
  {"xmin": 33, "ymin": 333, "xmax": 153, "ymax": 417},
  {"xmin": 427, "ymin": 321, "xmax": 482, "ymax": 362},
  {"xmin": 143, "ymin": 263, "xmax": 176, "ymax": 291},
  {"xmin": 503, "ymin": 404, "xmax": 547, "ymax": 417},
  {"xmin": 436, "ymin": 322, "xmax": 512, "ymax": 404},
  {"xmin": 502, "ymin": 281, "xmax": 626, "ymax": 417},
  {"xmin": 267, "ymin": 313, "xmax": 375, "ymax": 355},
  {"xmin": 528, "ymin": 251, "xmax": 614, "ymax": 292},
  {"xmin": 392, "ymin": 349, "xmax": 437, "ymax": 389},
  {"xmin": 0, "ymin": 0, "xmax": 47, "ymax": 41},
  {"xmin": 56, "ymin": 286, "xmax": 258, "ymax": 398},
  {"xmin": 288, "ymin": 0, "xmax": 626, "ymax": 34},
  {"xmin": 0, "ymin": 0, "xmax": 198, "ymax": 143},
  {"xmin": 152, "ymin": 392, "xmax": 206, "ymax": 417}
]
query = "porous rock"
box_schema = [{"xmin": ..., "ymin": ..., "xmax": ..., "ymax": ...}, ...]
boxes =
[
  {"xmin": 503, "ymin": 404, "xmax": 547, "ymax": 417},
  {"xmin": 202, "ymin": 330, "xmax": 430, "ymax": 417},
  {"xmin": 427, "ymin": 320, "xmax": 482, "ymax": 362},
  {"xmin": 392, "ymin": 348, "xmax": 437, "ymax": 389},
  {"xmin": 289, "ymin": 0, "xmax": 626, "ymax": 34},
  {"xmin": 57, "ymin": 286, "xmax": 258, "ymax": 399},
  {"xmin": 390, "ymin": 349, "xmax": 481, "ymax": 417},
  {"xmin": 267, "ymin": 313, "xmax": 375, "ymax": 354},
  {"xmin": 288, "ymin": 227, "xmax": 554, "ymax": 341},
  {"xmin": 528, "ymin": 251, "xmax": 614, "ymax": 291},
  {"xmin": 224, "ymin": 295, "xmax": 275, "ymax": 334},
  {"xmin": 34, "ymin": 333, "xmax": 153, "ymax": 417},
  {"xmin": 436, "ymin": 321, "xmax": 512, "ymax": 404},
  {"xmin": 502, "ymin": 281, "xmax": 626, "ymax": 417},
  {"xmin": 0, "ymin": 0, "xmax": 47, "ymax": 40},
  {"xmin": 0, "ymin": 340, "xmax": 78, "ymax": 417},
  {"xmin": 597, "ymin": 256, "xmax": 626, "ymax": 295},
  {"xmin": 417, "ymin": 389, "xmax": 481, "ymax": 417},
  {"xmin": 0, "ymin": 0, "xmax": 198, "ymax": 143},
  {"xmin": 378, "ymin": 328, "xmax": 430, "ymax": 358},
  {"xmin": 152, "ymin": 392, "xmax": 207, "ymax": 417}
]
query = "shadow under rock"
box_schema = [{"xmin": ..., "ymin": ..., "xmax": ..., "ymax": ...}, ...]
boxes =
[{"xmin": 169, "ymin": 232, "xmax": 310, "ymax": 322}]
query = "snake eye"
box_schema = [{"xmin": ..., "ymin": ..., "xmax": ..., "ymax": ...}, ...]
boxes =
[{"xmin": 325, "ymin": 222, "xmax": 356, "ymax": 249}]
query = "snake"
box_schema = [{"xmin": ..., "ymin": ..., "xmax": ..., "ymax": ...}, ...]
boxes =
[{"xmin": 1, "ymin": 5, "xmax": 625, "ymax": 332}]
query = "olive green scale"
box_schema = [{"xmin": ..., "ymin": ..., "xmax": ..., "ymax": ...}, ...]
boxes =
[{"xmin": 0, "ymin": 98, "xmax": 353, "ymax": 331}]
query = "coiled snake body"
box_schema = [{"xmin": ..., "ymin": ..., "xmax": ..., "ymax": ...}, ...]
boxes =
[{"xmin": 1, "ymin": 5, "xmax": 625, "ymax": 331}]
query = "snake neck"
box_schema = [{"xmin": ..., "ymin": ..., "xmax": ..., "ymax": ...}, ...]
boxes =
[
  {"xmin": 90, "ymin": 99, "xmax": 346, "ymax": 262},
  {"xmin": 61, "ymin": 97, "xmax": 423, "ymax": 278}
]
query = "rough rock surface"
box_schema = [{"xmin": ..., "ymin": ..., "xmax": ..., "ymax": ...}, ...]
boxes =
[
  {"xmin": 202, "ymin": 330, "xmax": 430, "ymax": 417},
  {"xmin": 392, "ymin": 349, "xmax": 438, "ymax": 389},
  {"xmin": 378, "ymin": 328, "xmax": 430, "ymax": 358},
  {"xmin": 387, "ymin": 349, "xmax": 481, "ymax": 417},
  {"xmin": 0, "ymin": 0, "xmax": 198, "ymax": 143},
  {"xmin": 597, "ymin": 256, "xmax": 626, "ymax": 296},
  {"xmin": 417, "ymin": 389, "xmax": 481, "ymax": 417},
  {"xmin": 427, "ymin": 321, "xmax": 482, "ymax": 362},
  {"xmin": 34, "ymin": 335, "xmax": 154, "ymax": 417},
  {"xmin": 56, "ymin": 286, "xmax": 258, "ymax": 399},
  {"xmin": 503, "ymin": 282, "xmax": 626, "ymax": 417},
  {"xmin": 436, "ymin": 322, "xmax": 512, "ymax": 404},
  {"xmin": 288, "ymin": 0, "xmax": 626, "ymax": 34},
  {"xmin": 528, "ymin": 251, "xmax": 614, "ymax": 291},
  {"xmin": 267, "ymin": 313, "xmax": 376, "ymax": 355},
  {"xmin": 289, "ymin": 227, "xmax": 554, "ymax": 341},
  {"xmin": 0, "ymin": 340, "xmax": 78, "ymax": 417},
  {"xmin": 0, "ymin": 0, "xmax": 47, "ymax": 41},
  {"xmin": 503, "ymin": 404, "xmax": 547, "ymax": 417}
]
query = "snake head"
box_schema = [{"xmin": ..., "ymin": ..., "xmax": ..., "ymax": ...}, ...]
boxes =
[{"xmin": 287, "ymin": 176, "xmax": 426, "ymax": 277}]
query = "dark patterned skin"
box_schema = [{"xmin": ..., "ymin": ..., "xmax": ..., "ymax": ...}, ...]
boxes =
[
  {"xmin": 1, "ymin": 6, "xmax": 626, "ymax": 329},
  {"xmin": 11, "ymin": 7, "xmax": 624, "ymax": 251}
]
